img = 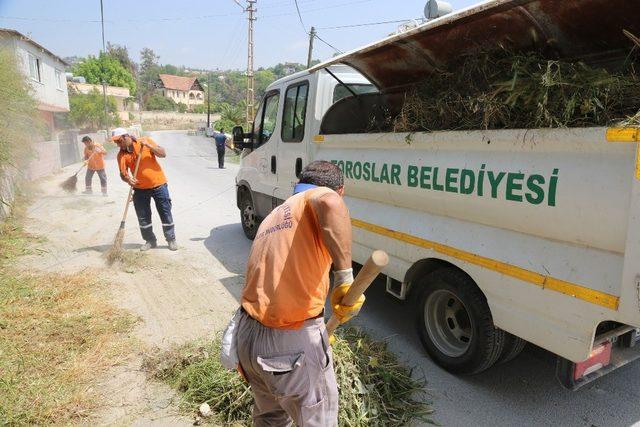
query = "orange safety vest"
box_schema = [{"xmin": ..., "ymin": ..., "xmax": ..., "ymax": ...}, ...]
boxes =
[
  {"xmin": 117, "ymin": 137, "xmax": 167, "ymax": 189},
  {"xmin": 84, "ymin": 143, "xmax": 106, "ymax": 171},
  {"xmin": 241, "ymin": 187, "xmax": 334, "ymax": 329}
]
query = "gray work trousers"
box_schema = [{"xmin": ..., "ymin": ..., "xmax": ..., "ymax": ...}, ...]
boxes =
[{"xmin": 237, "ymin": 310, "xmax": 338, "ymax": 427}]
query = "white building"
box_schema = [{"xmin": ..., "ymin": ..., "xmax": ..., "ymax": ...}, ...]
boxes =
[
  {"xmin": 156, "ymin": 74, "xmax": 205, "ymax": 110},
  {"xmin": 0, "ymin": 28, "xmax": 70, "ymax": 135}
]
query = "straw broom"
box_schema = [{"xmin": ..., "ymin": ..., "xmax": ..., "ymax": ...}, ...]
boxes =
[
  {"xmin": 60, "ymin": 152, "xmax": 96, "ymax": 193},
  {"xmin": 105, "ymin": 147, "xmax": 144, "ymax": 264}
]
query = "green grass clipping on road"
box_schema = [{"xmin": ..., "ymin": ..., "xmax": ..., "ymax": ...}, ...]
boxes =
[
  {"xmin": 145, "ymin": 327, "xmax": 433, "ymax": 426},
  {"xmin": 0, "ymin": 198, "xmax": 138, "ymax": 425}
]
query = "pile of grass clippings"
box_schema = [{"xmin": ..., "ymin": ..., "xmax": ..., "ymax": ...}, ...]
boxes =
[
  {"xmin": 0, "ymin": 200, "xmax": 137, "ymax": 425},
  {"xmin": 145, "ymin": 327, "xmax": 432, "ymax": 426},
  {"xmin": 390, "ymin": 49, "xmax": 640, "ymax": 132}
]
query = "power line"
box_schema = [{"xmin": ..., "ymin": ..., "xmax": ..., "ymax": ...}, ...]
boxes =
[
  {"xmin": 318, "ymin": 18, "xmax": 419, "ymax": 30},
  {"xmin": 293, "ymin": 0, "xmax": 343, "ymax": 55},
  {"xmin": 293, "ymin": 0, "xmax": 307, "ymax": 33}
]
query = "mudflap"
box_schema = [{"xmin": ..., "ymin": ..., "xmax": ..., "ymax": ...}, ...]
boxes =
[{"xmin": 556, "ymin": 328, "xmax": 640, "ymax": 390}]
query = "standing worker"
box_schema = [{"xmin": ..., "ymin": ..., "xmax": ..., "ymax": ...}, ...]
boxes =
[
  {"xmin": 111, "ymin": 128, "xmax": 178, "ymax": 252},
  {"xmin": 82, "ymin": 135, "xmax": 108, "ymax": 196},
  {"xmin": 236, "ymin": 160, "xmax": 364, "ymax": 426},
  {"xmin": 214, "ymin": 128, "xmax": 228, "ymax": 169}
]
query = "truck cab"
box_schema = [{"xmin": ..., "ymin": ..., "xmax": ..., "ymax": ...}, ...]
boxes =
[{"xmin": 234, "ymin": 65, "xmax": 374, "ymax": 238}]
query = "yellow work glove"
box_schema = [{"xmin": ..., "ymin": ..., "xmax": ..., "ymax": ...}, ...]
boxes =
[{"xmin": 330, "ymin": 283, "xmax": 365, "ymax": 325}]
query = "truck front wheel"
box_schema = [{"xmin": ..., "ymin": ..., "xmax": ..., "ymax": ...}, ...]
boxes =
[
  {"xmin": 416, "ymin": 269, "xmax": 505, "ymax": 375},
  {"xmin": 239, "ymin": 191, "xmax": 259, "ymax": 240}
]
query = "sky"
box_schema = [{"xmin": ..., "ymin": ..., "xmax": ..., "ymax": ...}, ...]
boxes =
[{"xmin": 0, "ymin": 0, "xmax": 480, "ymax": 71}]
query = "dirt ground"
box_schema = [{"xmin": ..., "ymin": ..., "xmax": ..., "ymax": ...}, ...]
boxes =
[
  {"xmin": 21, "ymin": 131, "xmax": 640, "ymax": 427},
  {"xmin": 23, "ymin": 131, "xmax": 247, "ymax": 425}
]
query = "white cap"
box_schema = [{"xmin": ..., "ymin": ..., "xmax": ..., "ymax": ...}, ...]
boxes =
[{"xmin": 111, "ymin": 127, "xmax": 128, "ymax": 141}]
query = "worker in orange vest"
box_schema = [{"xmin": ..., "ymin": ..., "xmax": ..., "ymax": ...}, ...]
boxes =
[
  {"xmin": 81, "ymin": 135, "xmax": 107, "ymax": 196},
  {"xmin": 112, "ymin": 128, "xmax": 177, "ymax": 252},
  {"xmin": 236, "ymin": 160, "xmax": 364, "ymax": 426}
]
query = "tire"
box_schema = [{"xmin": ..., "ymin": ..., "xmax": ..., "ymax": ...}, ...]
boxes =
[
  {"xmin": 239, "ymin": 190, "xmax": 259, "ymax": 240},
  {"xmin": 496, "ymin": 333, "xmax": 527, "ymax": 364},
  {"xmin": 415, "ymin": 268, "xmax": 505, "ymax": 375}
]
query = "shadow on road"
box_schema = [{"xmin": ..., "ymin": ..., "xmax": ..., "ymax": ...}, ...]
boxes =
[{"xmin": 354, "ymin": 280, "xmax": 640, "ymax": 426}]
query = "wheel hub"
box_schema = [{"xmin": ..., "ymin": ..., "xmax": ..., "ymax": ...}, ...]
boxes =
[
  {"xmin": 243, "ymin": 204, "xmax": 256, "ymax": 229},
  {"xmin": 425, "ymin": 289, "xmax": 473, "ymax": 357}
]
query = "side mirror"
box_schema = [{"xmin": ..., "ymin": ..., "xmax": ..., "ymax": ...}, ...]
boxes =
[{"xmin": 233, "ymin": 125, "xmax": 253, "ymax": 150}]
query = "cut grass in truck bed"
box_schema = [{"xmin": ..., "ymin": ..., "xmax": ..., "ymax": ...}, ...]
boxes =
[{"xmin": 0, "ymin": 195, "xmax": 137, "ymax": 425}]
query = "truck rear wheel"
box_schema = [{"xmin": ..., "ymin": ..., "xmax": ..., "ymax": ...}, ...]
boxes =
[
  {"xmin": 496, "ymin": 333, "xmax": 527, "ymax": 364},
  {"xmin": 416, "ymin": 269, "xmax": 505, "ymax": 375},
  {"xmin": 239, "ymin": 191, "xmax": 259, "ymax": 240}
]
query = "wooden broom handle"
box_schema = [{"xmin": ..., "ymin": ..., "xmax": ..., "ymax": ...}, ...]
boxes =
[
  {"xmin": 119, "ymin": 145, "xmax": 144, "ymax": 222},
  {"xmin": 326, "ymin": 250, "xmax": 389, "ymax": 336}
]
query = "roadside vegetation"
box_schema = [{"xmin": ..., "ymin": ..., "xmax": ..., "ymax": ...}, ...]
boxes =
[
  {"xmin": 0, "ymin": 195, "xmax": 138, "ymax": 425},
  {"xmin": 144, "ymin": 327, "xmax": 433, "ymax": 426}
]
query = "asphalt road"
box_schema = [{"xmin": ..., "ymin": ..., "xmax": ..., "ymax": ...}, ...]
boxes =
[{"xmin": 153, "ymin": 131, "xmax": 640, "ymax": 427}]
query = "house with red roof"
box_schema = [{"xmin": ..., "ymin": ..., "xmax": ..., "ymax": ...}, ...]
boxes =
[{"xmin": 156, "ymin": 74, "xmax": 205, "ymax": 110}]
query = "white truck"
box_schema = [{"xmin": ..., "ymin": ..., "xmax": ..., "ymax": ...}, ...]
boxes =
[{"xmin": 234, "ymin": 0, "xmax": 640, "ymax": 389}]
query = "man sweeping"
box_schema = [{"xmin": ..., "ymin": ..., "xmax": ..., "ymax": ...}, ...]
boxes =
[
  {"xmin": 82, "ymin": 135, "xmax": 107, "ymax": 195},
  {"xmin": 112, "ymin": 128, "xmax": 178, "ymax": 251},
  {"xmin": 236, "ymin": 160, "xmax": 364, "ymax": 426}
]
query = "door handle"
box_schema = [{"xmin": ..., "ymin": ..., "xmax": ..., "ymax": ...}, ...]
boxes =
[
  {"xmin": 271, "ymin": 155, "xmax": 277, "ymax": 174},
  {"xmin": 295, "ymin": 158, "xmax": 303, "ymax": 178}
]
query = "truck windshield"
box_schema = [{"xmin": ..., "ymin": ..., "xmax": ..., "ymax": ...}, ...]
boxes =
[{"xmin": 332, "ymin": 84, "xmax": 377, "ymax": 103}]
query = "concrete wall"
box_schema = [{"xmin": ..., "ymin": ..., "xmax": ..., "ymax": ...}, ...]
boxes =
[
  {"xmin": 14, "ymin": 38, "xmax": 69, "ymax": 112},
  {"xmin": 0, "ymin": 166, "xmax": 19, "ymax": 221},
  {"xmin": 25, "ymin": 140, "xmax": 62, "ymax": 181},
  {"xmin": 139, "ymin": 110, "xmax": 220, "ymax": 131}
]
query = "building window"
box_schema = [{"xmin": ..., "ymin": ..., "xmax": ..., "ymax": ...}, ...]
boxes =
[
  {"xmin": 55, "ymin": 69, "xmax": 63, "ymax": 90},
  {"xmin": 28, "ymin": 53, "xmax": 41, "ymax": 82}
]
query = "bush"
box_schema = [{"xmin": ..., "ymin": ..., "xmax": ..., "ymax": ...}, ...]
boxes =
[
  {"xmin": 177, "ymin": 102, "xmax": 188, "ymax": 113},
  {"xmin": 145, "ymin": 94, "xmax": 177, "ymax": 111},
  {"xmin": 0, "ymin": 49, "xmax": 41, "ymax": 167},
  {"xmin": 68, "ymin": 89, "xmax": 120, "ymax": 131}
]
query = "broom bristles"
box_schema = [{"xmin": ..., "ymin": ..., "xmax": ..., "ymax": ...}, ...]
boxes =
[
  {"xmin": 60, "ymin": 175, "xmax": 78, "ymax": 193},
  {"xmin": 105, "ymin": 227, "xmax": 126, "ymax": 265}
]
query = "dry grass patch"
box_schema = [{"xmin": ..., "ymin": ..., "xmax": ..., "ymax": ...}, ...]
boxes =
[{"xmin": 0, "ymin": 203, "xmax": 138, "ymax": 425}]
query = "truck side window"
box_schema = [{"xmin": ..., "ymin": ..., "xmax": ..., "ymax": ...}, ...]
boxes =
[
  {"xmin": 281, "ymin": 81, "xmax": 309, "ymax": 143},
  {"xmin": 254, "ymin": 91, "xmax": 280, "ymax": 147}
]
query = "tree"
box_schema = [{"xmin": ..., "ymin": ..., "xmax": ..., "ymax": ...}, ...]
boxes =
[
  {"xmin": 68, "ymin": 89, "xmax": 120, "ymax": 131},
  {"xmin": 107, "ymin": 42, "xmax": 137, "ymax": 76},
  {"xmin": 219, "ymin": 102, "xmax": 245, "ymax": 125},
  {"xmin": 145, "ymin": 94, "xmax": 177, "ymax": 111},
  {"xmin": 139, "ymin": 48, "xmax": 161, "ymax": 105},
  {"xmin": 72, "ymin": 53, "xmax": 137, "ymax": 95}
]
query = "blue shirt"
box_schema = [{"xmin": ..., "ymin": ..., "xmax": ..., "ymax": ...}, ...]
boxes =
[
  {"xmin": 214, "ymin": 133, "xmax": 227, "ymax": 149},
  {"xmin": 293, "ymin": 183, "xmax": 317, "ymax": 195}
]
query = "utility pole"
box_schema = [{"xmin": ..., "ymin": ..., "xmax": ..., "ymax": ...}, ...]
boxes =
[
  {"xmin": 233, "ymin": 0, "xmax": 257, "ymax": 128},
  {"xmin": 246, "ymin": 0, "xmax": 256, "ymax": 128},
  {"xmin": 99, "ymin": 0, "xmax": 110, "ymax": 139},
  {"xmin": 307, "ymin": 26, "xmax": 316, "ymax": 68},
  {"xmin": 207, "ymin": 72, "xmax": 211, "ymax": 129}
]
